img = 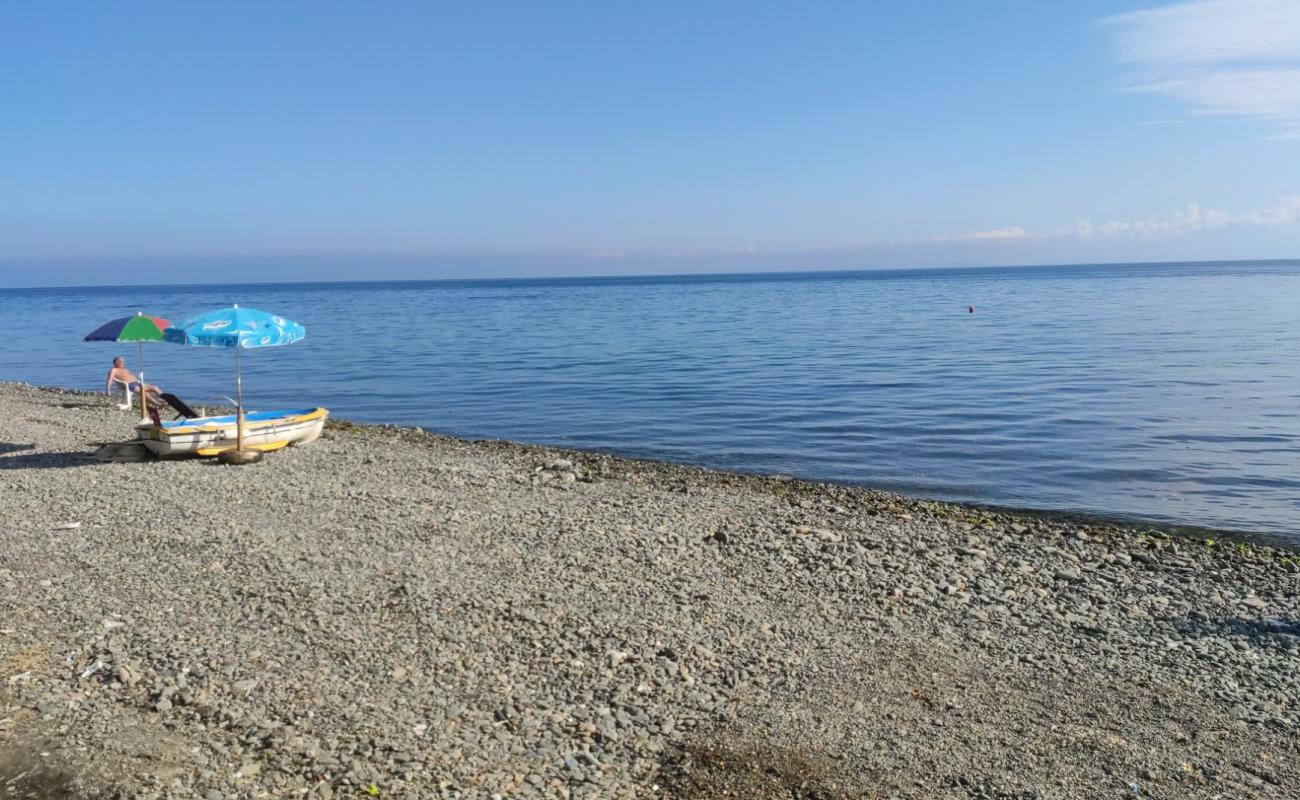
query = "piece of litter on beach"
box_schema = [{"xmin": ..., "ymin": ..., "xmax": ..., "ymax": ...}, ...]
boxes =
[
  {"xmin": 7, "ymin": 671, "xmax": 32, "ymax": 685},
  {"xmin": 53, "ymin": 522, "xmax": 81, "ymax": 530},
  {"xmin": 80, "ymin": 659, "xmax": 105, "ymax": 679}
]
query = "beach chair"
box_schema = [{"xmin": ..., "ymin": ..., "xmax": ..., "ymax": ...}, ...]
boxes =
[
  {"xmin": 108, "ymin": 378, "xmax": 135, "ymax": 410},
  {"xmin": 158, "ymin": 392, "xmax": 203, "ymax": 420}
]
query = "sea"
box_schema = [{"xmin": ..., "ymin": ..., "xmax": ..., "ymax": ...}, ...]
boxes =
[{"xmin": 3, "ymin": 261, "xmax": 1299, "ymax": 542}]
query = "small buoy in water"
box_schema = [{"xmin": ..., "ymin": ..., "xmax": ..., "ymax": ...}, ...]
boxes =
[{"xmin": 968, "ymin": 306, "xmax": 975, "ymax": 314}]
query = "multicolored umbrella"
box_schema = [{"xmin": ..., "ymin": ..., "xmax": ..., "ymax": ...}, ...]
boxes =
[
  {"xmin": 164, "ymin": 305, "xmax": 306, "ymax": 462},
  {"xmin": 84, "ymin": 313, "xmax": 172, "ymax": 344},
  {"xmin": 84, "ymin": 312, "xmax": 172, "ymax": 418}
]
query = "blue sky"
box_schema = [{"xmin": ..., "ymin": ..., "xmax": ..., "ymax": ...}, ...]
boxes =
[{"xmin": 2, "ymin": 0, "xmax": 1299, "ymax": 286}]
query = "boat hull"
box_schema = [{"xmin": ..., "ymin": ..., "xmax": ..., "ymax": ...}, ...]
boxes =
[{"xmin": 136, "ymin": 407, "xmax": 329, "ymax": 457}]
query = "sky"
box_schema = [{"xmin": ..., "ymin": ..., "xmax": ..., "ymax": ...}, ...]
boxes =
[{"xmin": 2, "ymin": 0, "xmax": 1299, "ymax": 287}]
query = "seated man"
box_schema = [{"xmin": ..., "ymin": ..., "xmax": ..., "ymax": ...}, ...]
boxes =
[{"xmin": 106, "ymin": 356, "xmax": 162, "ymax": 402}]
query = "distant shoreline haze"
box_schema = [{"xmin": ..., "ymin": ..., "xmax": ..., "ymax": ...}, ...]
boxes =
[{"xmin": 2, "ymin": 256, "xmax": 1299, "ymax": 291}]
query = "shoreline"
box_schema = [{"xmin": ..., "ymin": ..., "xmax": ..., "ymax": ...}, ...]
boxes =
[
  {"xmin": 2, "ymin": 381, "xmax": 1298, "ymax": 798},
  {"xmin": 11, "ymin": 381, "xmax": 1295, "ymax": 550}
]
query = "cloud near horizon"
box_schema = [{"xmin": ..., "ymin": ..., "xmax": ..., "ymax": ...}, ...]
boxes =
[
  {"xmin": 929, "ymin": 195, "xmax": 1300, "ymax": 248},
  {"xmin": 613, "ymin": 195, "xmax": 1300, "ymax": 258},
  {"xmin": 1062, "ymin": 195, "xmax": 1300, "ymax": 238},
  {"xmin": 1103, "ymin": 0, "xmax": 1300, "ymax": 139},
  {"xmin": 930, "ymin": 226, "xmax": 1029, "ymax": 244},
  {"xmin": 967, "ymin": 226, "xmax": 1029, "ymax": 241}
]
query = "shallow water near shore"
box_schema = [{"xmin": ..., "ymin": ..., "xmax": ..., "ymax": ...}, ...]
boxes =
[{"xmin": 3, "ymin": 260, "xmax": 1300, "ymax": 540}]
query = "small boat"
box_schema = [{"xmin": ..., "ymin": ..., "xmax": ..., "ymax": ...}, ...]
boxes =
[{"xmin": 135, "ymin": 407, "xmax": 329, "ymax": 457}]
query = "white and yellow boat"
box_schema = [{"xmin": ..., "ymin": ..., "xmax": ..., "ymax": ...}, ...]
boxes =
[{"xmin": 135, "ymin": 407, "xmax": 329, "ymax": 457}]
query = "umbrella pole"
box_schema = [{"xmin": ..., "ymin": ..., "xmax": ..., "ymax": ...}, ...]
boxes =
[
  {"xmin": 139, "ymin": 340, "xmax": 149, "ymax": 421},
  {"xmin": 235, "ymin": 346, "xmax": 245, "ymax": 451},
  {"xmin": 219, "ymin": 344, "xmax": 261, "ymax": 465}
]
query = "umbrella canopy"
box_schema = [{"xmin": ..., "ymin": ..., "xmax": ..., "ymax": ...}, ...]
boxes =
[
  {"xmin": 163, "ymin": 306, "xmax": 304, "ymax": 349},
  {"xmin": 84, "ymin": 313, "xmax": 172, "ymax": 343},
  {"xmin": 84, "ymin": 312, "xmax": 173, "ymax": 419},
  {"xmin": 164, "ymin": 305, "xmax": 306, "ymax": 463}
]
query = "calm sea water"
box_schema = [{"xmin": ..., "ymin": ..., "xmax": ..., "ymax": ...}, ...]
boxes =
[{"xmin": 3, "ymin": 262, "xmax": 1299, "ymax": 540}]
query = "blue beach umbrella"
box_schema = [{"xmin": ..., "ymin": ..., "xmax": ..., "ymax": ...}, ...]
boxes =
[{"xmin": 164, "ymin": 305, "xmax": 306, "ymax": 458}]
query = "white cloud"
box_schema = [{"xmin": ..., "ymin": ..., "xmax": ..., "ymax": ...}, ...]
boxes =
[
  {"xmin": 1062, "ymin": 195, "xmax": 1300, "ymax": 237},
  {"xmin": 1103, "ymin": 0, "xmax": 1300, "ymax": 138},
  {"xmin": 933, "ymin": 226, "xmax": 1029, "ymax": 243},
  {"xmin": 800, "ymin": 238, "xmax": 875, "ymax": 251},
  {"xmin": 932, "ymin": 196, "xmax": 1300, "ymax": 244},
  {"xmin": 593, "ymin": 196, "xmax": 1299, "ymax": 262},
  {"xmin": 967, "ymin": 226, "xmax": 1028, "ymax": 240},
  {"xmin": 1241, "ymin": 195, "xmax": 1300, "ymax": 224}
]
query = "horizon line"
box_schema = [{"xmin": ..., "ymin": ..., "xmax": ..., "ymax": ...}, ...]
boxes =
[{"xmin": 2, "ymin": 256, "xmax": 1299, "ymax": 292}]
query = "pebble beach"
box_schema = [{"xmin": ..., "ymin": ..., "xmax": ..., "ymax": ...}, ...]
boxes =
[{"xmin": 1, "ymin": 382, "xmax": 1298, "ymax": 799}]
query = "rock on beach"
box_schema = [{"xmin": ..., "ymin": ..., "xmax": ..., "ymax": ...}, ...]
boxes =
[{"xmin": 0, "ymin": 382, "xmax": 1297, "ymax": 798}]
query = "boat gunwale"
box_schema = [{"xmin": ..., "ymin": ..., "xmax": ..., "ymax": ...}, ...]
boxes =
[{"xmin": 137, "ymin": 407, "xmax": 328, "ymax": 439}]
